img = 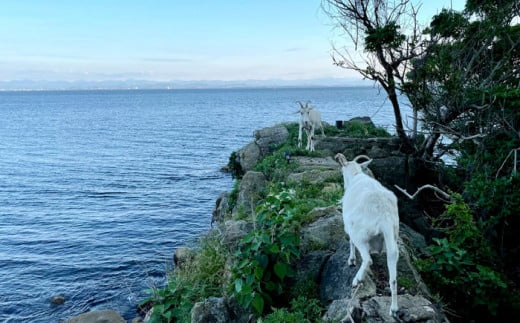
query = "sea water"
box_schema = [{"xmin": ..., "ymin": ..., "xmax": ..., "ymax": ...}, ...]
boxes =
[{"xmin": 0, "ymin": 87, "xmax": 410, "ymax": 322}]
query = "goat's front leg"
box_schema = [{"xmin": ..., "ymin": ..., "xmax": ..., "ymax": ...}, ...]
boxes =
[
  {"xmin": 308, "ymin": 126, "xmax": 315, "ymax": 151},
  {"xmin": 298, "ymin": 125, "xmax": 303, "ymax": 148}
]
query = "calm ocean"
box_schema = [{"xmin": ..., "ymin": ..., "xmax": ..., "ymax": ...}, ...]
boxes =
[{"xmin": 0, "ymin": 87, "xmax": 409, "ymax": 322}]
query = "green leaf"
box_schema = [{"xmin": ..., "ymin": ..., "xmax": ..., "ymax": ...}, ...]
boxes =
[
  {"xmin": 274, "ymin": 262, "xmax": 288, "ymax": 280},
  {"xmin": 235, "ymin": 278, "xmax": 243, "ymax": 293},
  {"xmin": 238, "ymin": 259, "xmax": 249, "ymax": 269},
  {"xmin": 268, "ymin": 244, "xmax": 280, "ymax": 254},
  {"xmin": 251, "ymin": 293, "xmax": 265, "ymax": 314},
  {"xmin": 265, "ymin": 281, "xmax": 278, "ymax": 291},
  {"xmin": 254, "ymin": 266, "xmax": 264, "ymax": 280}
]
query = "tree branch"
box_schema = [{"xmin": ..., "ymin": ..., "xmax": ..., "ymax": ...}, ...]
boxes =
[{"xmin": 394, "ymin": 184, "xmax": 453, "ymax": 201}]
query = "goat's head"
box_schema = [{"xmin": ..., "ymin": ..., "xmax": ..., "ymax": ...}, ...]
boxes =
[
  {"xmin": 335, "ymin": 153, "xmax": 374, "ymax": 178},
  {"xmin": 295, "ymin": 100, "xmax": 313, "ymax": 128}
]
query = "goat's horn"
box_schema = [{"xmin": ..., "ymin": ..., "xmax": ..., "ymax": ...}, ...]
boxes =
[
  {"xmin": 353, "ymin": 155, "xmax": 371, "ymax": 163},
  {"xmin": 334, "ymin": 153, "xmax": 348, "ymax": 166},
  {"xmin": 296, "ymin": 100, "xmax": 304, "ymax": 108}
]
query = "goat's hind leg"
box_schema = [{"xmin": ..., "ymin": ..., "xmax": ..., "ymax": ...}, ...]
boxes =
[
  {"xmin": 384, "ymin": 228, "xmax": 399, "ymax": 316},
  {"xmin": 347, "ymin": 239, "xmax": 357, "ymax": 266},
  {"xmin": 351, "ymin": 241, "xmax": 372, "ymax": 287}
]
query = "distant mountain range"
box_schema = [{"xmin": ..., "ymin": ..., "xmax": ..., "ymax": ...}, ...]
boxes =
[{"xmin": 0, "ymin": 78, "xmax": 368, "ymax": 91}]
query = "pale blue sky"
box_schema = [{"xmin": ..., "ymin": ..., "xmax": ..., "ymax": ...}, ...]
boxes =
[{"xmin": 0, "ymin": 0, "xmax": 465, "ymax": 83}]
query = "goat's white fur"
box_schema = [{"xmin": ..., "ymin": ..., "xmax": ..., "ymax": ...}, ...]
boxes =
[
  {"xmin": 335, "ymin": 153, "xmax": 400, "ymax": 316},
  {"xmin": 295, "ymin": 101, "xmax": 324, "ymax": 151}
]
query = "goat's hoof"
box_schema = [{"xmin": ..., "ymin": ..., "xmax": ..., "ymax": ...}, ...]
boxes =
[{"xmin": 347, "ymin": 259, "xmax": 356, "ymax": 266}]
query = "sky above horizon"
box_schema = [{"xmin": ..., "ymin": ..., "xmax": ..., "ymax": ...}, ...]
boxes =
[{"xmin": 0, "ymin": 0, "xmax": 465, "ymax": 83}]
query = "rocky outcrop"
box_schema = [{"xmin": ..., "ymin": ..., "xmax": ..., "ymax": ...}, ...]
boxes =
[
  {"xmin": 237, "ymin": 124, "xmax": 289, "ymax": 173},
  {"xmin": 191, "ymin": 297, "xmax": 252, "ymax": 323},
  {"xmin": 175, "ymin": 122, "xmax": 447, "ymax": 322},
  {"xmin": 232, "ymin": 171, "xmax": 267, "ymax": 217},
  {"xmin": 66, "ymin": 310, "xmax": 126, "ymax": 323}
]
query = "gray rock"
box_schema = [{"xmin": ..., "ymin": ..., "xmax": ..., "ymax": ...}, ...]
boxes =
[
  {"xmin": 220, "ymin": 220, "xmax": 254, "ymax": 249},
  {"xmin": 304, "ymin": 205, "xmax": 341, "ymax": 224},
  {"xmin": 173, "ymin": 247, "xmax": 195, "ymax": 269},
  {"xmin": 212, "ymin": 192, "xmax": 230, "ymax": 225},
  {"xmin": 233, "ymin": 171, "xmax": 267, "ymax": 217},
  {"xmin": 346, "ymin": 116, "xmax": 376, "ymax": 128},
  {"xmin": 191, "ymin": 297, "xmax": 229, "ymax": 323},
  {"xmin": 322, "ymin": 297, "xmax": 362, "ymax": 323},
  {"xmin": 317, "ymin": 137, "xmax": 401, "ymax": 157},
  {"xmin": 294, "ymin": 250, "xmax": 333, "ymax": 282},
  {"xmin": 287, "ymin": 169, "xmax": 340, "ymax": 184},
  {"xmin": 191, "ymin": 297, "xmax": 252, "ymax": 323},
  {"xmin": 322, "ymin": 294, "xmax": 447, "ymax": 323},
  {"xmin": 50, "ymin": 295, "xmax": 65, "ymax": 305},
  {"xmin": 236, "ymin": 125, "xmax": 289, "ymax": 173},
  {"xmin": 238, "ymin": 142, "xmax": 261, "ymax": 173},
  {"xmin": 66, "ymin": 310, "xmax": 125, "ymax": 323},
  {"xmin": 320, "ymin": 241, "xmax": 369, "ymax": 303},
  {"xmin": 300, "ymin": 210, "xmax": 345, "ymax": 252},
  {"xmin": 254, "ymin": 124, "xmax": 289, "ymax": 156},
  {"xmin": 292, "ymin": 156, "xmax": 339, "ymax": 171},
  {"xmin": 362, "ymin": 294, "xmax": 447, "ymax": 323}
]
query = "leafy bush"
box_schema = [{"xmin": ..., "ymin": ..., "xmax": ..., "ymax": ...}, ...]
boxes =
[
  {"xmin": 230, "ymin": 189, "xmax": 301, "ymax": 315},
  {"xmin": 324, "ymin": 121, "xmax": 391, "ymax": 138},
  {"xmin": 260, "ymin": 296, "xmax": 323, "ymax": 323},
  {"xmin": 228, "ymin": 151, "xmax": 244, "ymax": 180},
  {"xmin": 416, "ymin": 194, "xmax": 510, "ymax": 319},
  {"xmin": 143, "ymin": 234, "xmax": 227, "ymax": 322}
]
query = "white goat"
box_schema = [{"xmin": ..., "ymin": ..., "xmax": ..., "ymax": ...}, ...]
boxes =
[
  {"xmin": 335, "ymin": 153, "xmax": 400, "ymax": 317},
  {"xmin": 295, "ymin": 101, "xmax": 324, "ymax": 151}
]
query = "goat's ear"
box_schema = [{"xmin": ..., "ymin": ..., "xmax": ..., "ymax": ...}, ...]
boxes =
[{"xmin": 359, "ymin": 159, "xmax": 373, "ymax": 169}]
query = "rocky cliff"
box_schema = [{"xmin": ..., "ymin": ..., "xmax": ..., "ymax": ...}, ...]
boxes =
[{"xmin": 188, "ymin": 122, "xmax": 447, "ymax": 323}]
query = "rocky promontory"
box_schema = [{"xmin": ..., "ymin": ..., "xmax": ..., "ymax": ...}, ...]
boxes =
[{"xmin": 139, "ymin": 119, "xmax": 449, "ymax": 322}]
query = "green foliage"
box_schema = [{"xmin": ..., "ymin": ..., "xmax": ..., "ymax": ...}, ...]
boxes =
[
  {"xmin": 427, "ymin": 9, "xmax": 468, "ymax": 38},
  {"xmin": 144, "ymin": 234, "xmax": 227, "ymax": 322},
  {"xmin": 253, "ymin": 147, "xmax": 299, "ymax": 182},
  {"xmin": 365, "ymin": 21, "xmax": 406, "ymax": 52},
  {"xmin": 230, "ymin": 189, "xmax": 301, "ymax": 315},
  {"xmin": 324, "ymin": 121, "xmax": 391, "ymax": 138},
  {"xmin": 417, "ymin": 194, "xmax": 510, "ymax": 318},
  {"xmin": 228, "ymin": 151, "xmax": 244, "ymax": 180},
  {"xmin": 226, "ymin": 180, "xmax": 240, "ymax": 215},
  {"xmin": 261, "ymin": 296, "xmax": 323, "ymax": 323}
]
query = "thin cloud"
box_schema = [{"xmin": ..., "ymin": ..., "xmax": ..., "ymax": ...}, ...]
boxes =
[{"xmin": 138, "ymin": 57, "xmax": 193, "ymax": 63}]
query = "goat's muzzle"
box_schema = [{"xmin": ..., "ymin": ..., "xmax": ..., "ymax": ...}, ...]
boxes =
[{"xmin": 334, "ymin": 153, "xmax": 348, "ymax": 166}]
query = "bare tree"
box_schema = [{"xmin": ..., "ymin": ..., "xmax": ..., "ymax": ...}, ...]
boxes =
[{"xmin": 322, "ymin": 0, "xmax": 424, "ymax": 153}]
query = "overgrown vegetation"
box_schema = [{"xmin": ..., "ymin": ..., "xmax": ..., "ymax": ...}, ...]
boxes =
[
  {"xmin": 416, "ymin": 194, "xmax": 512, "ymax": 318},
  {"xmin": 230, "ymin": 189, "xmax": 301, "ymax": 315},
  {"xmin": 323, "ymin": 0, "xmax": 519, "ymax": 321},
  {"xmin": 142, "ymin": 232, "xmax": 228, "ymax": 322},
  {"xmin": 142, "ymin": 120, "xmax": 388, "ymax": 321}
]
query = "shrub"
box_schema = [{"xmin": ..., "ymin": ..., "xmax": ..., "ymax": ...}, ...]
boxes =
[
  {"xmin": 416, "ymin": 194, "xmax": 510, "ymax": 319},
  {"xmin": 230, "ymin": 189, "xmax": 301, "ymax": 315},
  {"xmin": 143, "ymin": 233, "xmax": 227, "ymax": 322},
  {"xmin": 228, "ymin": 151, "xmax": 244, "ymax": 180}
]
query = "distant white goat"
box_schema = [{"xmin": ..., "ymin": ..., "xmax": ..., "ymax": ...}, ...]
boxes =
[
  {"xmin": 335, "ymin": 153, "xmax": 400, "ymax": 317},
  {"xmin": 295, "ymin": 101, "xmax": 324, "ymax": 151}
]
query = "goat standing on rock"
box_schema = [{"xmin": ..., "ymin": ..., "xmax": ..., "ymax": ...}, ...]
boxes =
[
  {"xmin": 295, "ymin": 101, "xmax": 324, "ymax": 151},
  {"xmin": 335, "ymin": 153, "xmax": 400, "ymax": 317}
]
